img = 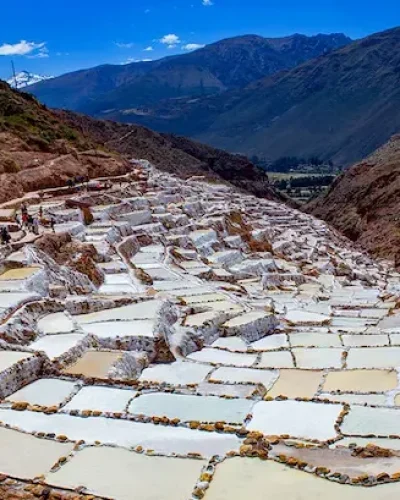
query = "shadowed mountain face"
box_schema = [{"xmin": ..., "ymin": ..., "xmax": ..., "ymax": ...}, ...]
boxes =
[
  {"xmin": 28, "ymin": 33, "xmax": 351, "ymax": 114},
  {"xmin": 307, "ymin": 134, "xmax": 400, "ymax": 263},
  {"xmin": 0, "ymin": 80, "xmax": 277, "ymax": 204}
]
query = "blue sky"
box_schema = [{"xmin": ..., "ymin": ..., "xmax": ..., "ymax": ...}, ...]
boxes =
[{"xmin": 0, "ymin": 0, "xmax": 398, "ymax": 80}]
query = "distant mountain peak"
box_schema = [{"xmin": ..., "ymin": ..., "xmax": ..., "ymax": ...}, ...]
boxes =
[{"xmin": 7, "ymin": 70, "xmax": 53, "ymax": 89}]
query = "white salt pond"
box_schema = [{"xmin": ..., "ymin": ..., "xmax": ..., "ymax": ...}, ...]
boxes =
[
  {"xmin": 292, "ymin": 348, "xmax": 343, "ymax": 369},
  {"xmin": 0, "ymin": 410, "xmax": 240, "ymax": 457},
  {"xmin": 318, "ymin": 393, "xmax": 388, "ymax": 406},
  {"xmin": 210, "ymin": 367, "xmax": 277, "ymax": 389},
  {"xmin": 250, "ymin": 334, "xmax": 289, "ymax": 351},
  {"xmin": 81, "ymin": 320, "xmax": 154, "ymax": 339},
  {"xmin": 129, "ymin": 393, "xmax": 253, "ymax": 424},
  {"xmin": 46, "ymin": 446, "xmax": 205, "ymax": 500},
  {"xmin": 29, "ymin": 333, "xmax": 85, "ymax": 360},
  {"xmin": 257, "ymin": 351, "xmax": 294, "ymax": 368},
  {"xmin": 0, "ymin": 351, "xmax": 33, "ymax": 372},
  {"xmin": 63, "ymin": 386, "xmax": 136, "ymax": 413},
  {"xmin": 346, "ymin": 347, "xmax": 400, "ymax": 368},
  {"xmin": 0, "ymin": 292, "xmax": 38, "ymax": 310},
  {"xmin": 211, "ymin": 337, "xmax": 248, "ymax": 352},
  {"xmin": 196, "ymin": 382, "xmax": 256, "ymax": 398},
  {"xmin": 7, "ymin": 378, "xmax": 78, "ymax": 407},
  {"xmin": 341, "ymin": 406, "xmax": 400, "ymax": 437},
  {"xmin": 247, "ymin": 400, "xmax": 342, "ymax": 441},
  {"xmin": 139, "ymin": 361, "xmax": 213, "ymax": 385},
  {"xmin": 289, "ymin": 333, "xmax": 342, "ymax": 348},
  {"xmin": 37, "ymin": 312, "xmax": 75, "ymax": 335},
  {"xmin": 188, "ymin": 349, "xmax": 257, "ymax": 367},
  {"xmin": 74, "ymin": 301, "xmax": 162, "ymax": 324}
]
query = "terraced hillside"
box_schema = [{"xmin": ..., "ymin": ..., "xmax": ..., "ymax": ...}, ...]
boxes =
[{"xmin": 0, "ymin": 157, "xmax": 400, "ymax": 498}]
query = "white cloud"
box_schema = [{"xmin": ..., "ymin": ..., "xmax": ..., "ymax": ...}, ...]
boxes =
[
  {"xmin": 27, "ymin": 46, "xmax": 49, "ymax": 59},
  {"xmin": 182, "ymin": 43, "xmax": 205, "ymax": 51},
  {"xmin": 115, "ymin": 42, "xmax": 135, "ymax": 49},
  {"xmin": 0, "ymin": 40, "xmax": 46, "ymax": 57},
  {"xmin": 144, "ymin": 46, "xmax": 154, "ymax": 52},
  {"xmin": 202, "ymin": 0, "xmax": 213, "ymax": 5},
  {"xmin": 160, "ymin": 34, "xmax": 181, "ymax": 48}
]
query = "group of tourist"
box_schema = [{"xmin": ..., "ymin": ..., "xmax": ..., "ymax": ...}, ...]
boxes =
[{"xmin": 19, "ymin": 203, "xmax": 41, "ymax": 235}]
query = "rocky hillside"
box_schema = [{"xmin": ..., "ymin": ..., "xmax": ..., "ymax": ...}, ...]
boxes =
[
  {"xmin": 28, "ymin": 33, "xmax": 350, "ymax": 114},
  {"xmin": 58, "ymin": 109, "xmax": 278, "ymax": 199},
  {"xmin": 0, "ymin": 81, "xmax": 276, "ymax": 204},
  {"xmin": 307, "ymin": 134, "xmax": 400, "ymax": 263}
]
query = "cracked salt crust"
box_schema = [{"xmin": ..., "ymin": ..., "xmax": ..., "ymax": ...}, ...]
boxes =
[
  {"xmin": 46, "ymin": 447, "xmax": 205, "ymax": 500},
  {"xmin": 247, "ymin": 400, "xmax": 342, "ymax": 441},
  {"xmin": 129, "ymin": 392, "xmax": 253, "ymax": 424}
]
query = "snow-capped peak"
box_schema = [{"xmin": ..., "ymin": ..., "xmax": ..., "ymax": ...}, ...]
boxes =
[{"xmin": 7, "ymin": 71, "xmax": 53, "ymax": 89}]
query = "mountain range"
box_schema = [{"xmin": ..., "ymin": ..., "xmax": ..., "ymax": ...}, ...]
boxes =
[{"xmin": 28, "ymin": 28, "xmax": 400, "ymax": 166}]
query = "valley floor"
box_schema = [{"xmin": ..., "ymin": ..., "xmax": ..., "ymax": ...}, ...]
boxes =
[{"xmin": 0, "ymin": 159, "xmax": 400, "ymax": 499}]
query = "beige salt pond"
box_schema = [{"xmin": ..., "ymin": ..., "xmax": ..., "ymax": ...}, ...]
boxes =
[
  {"xmin": 62, "ymin": 350, "xmax": 122, "ymax": 379},
  {"xmin": 206, "ymin": 459, "xmax": 400, "ymax": 500},
  {"xmin": 0, "ymin": 267, "xmax": 40, "ymax": 281},
  {"xmin": 323, "ymin": 370, "xmax": 398, "ymax": 392},
  {"xmin": 268, "ymin": 369, "xmax": 323, "ymax": 398},
  {"xmin": 45, "ymin": 446, "xmax": 205, "ymax": 500},
  {"xmin": 0, "ymin": 427, "xmax": 74, "ymax": 479}
]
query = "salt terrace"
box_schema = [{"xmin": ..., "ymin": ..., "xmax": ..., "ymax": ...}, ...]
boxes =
[{"xmin": 1, "ymin": 159, "xmax": 400, "ymax": 499}]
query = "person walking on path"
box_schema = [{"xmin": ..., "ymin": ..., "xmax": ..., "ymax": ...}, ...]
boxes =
[
  {"xmin": 1, "ymin": 227, "xmax": 11, "ymax": 246},
  {"xmin": 33, "ymin": 217, "xmax": 40, "ymax": 235}
]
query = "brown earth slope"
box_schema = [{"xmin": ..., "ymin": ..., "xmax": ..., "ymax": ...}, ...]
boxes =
[
  {"xmin": 0, "ymin": 80, "xmax": 277, "ymax": 204},
  {"xmin": 307, "ymin": 134, "xmax": 400, "ymax": 263}
]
